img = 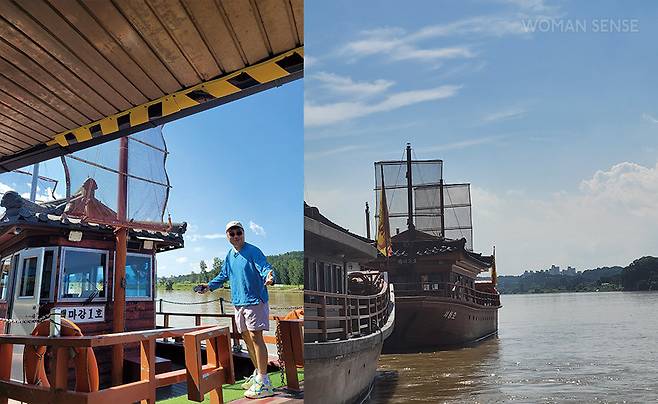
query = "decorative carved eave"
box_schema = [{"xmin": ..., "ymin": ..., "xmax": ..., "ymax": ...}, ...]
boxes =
[{"xmin": 64, "ymin": 178, "xmax": 117, "ymax": 222}]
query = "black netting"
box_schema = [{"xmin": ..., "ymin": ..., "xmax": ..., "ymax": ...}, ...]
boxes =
[
  {"xmin": 64, "ymin": 126, "xmax": 170, "ymax": 223},
  {"xmin": 0, "ymin": 170, "xmax": 61, "ymax": 204},
  {"xmin": 126, "ymin": 129, "xmax": 169, "ymax": 222},
  {"xmin": 374, "ymin": 160, "xmax": 473, "ymax": 250},
  {"xmin": 65, "ymin": 141, "xmax": 119, "ymax": 212}
]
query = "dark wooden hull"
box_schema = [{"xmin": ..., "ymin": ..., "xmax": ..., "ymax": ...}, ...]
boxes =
[{"xmin": 383, "ymin": 295, "xmax": 499, "ymax": 352}]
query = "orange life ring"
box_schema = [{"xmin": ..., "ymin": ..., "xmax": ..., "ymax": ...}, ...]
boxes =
[
  {"xmin": 23, "ymin": 318, "xmax": 99, "ymax": 392},
  {"xmin": 283, "ymin": 308, "xmax": 304, "ymax": 320}
]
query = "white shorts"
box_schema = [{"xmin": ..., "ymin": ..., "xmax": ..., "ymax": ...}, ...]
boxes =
[{"xmin": 235, "ymin": 301, "xmax": 270, "ymax": 333}]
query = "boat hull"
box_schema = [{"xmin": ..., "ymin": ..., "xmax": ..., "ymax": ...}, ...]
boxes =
[{"xmin": 383, "ymin": 295, "xmax": 499, "ymax": 352}]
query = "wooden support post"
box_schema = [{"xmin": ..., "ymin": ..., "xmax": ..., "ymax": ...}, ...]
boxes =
[
  {"xmin": 113, "ymin": 130, "xmax": 129, "ymax": 386},
  {"xmin": 356, "ymin": 297, "xmax": 361, "ymax": 336},
  {"xmin": 216, "ymin": 330, "xmax": 235, "ymax": 386},
  {"xmin": 206, "ymin": 337, "xmax": 223, "ymax": 404},
  {"xmin": 367, "ymin": 297, "xmax": 372, "ymax": 334},
  {"xmin": 184, "ymin": 332, "xmax": 204, "ymax": 403},
  {"xmin": 140, "ymin": 339, "xmax": 156, "ymax": 404},
  {"xmin": 342, "ymin": 295, "xmax": 348, "ymax": 339},
  {"xmin": 163, "ymin": 314, "xmax": 170, "ymax": 342},
  {"xmin": 320, "ymin": 295, "xmax": 327, "ymax": 342},
  {"xmin": 279, "ymin": 321, "xmax": 300, "ymax": 391},
  {"xmin": 112, "ymin": 226, "xmax": 128, "ymax": 385},
  {"xmin": 0, "ymin": 343, "xmax": 12, "ymax": 404},
  {"xmin": 50, "ymin": 347, "xmax": 69, "ymax": 391}
]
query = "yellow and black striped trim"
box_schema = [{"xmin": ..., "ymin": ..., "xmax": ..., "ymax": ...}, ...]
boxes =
[{"xmin": 47, "ymin": 47, "xmax": 304, "ymax": 147}]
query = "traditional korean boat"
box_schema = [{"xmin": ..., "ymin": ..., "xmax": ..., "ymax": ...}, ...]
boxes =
[
  {"xmin": 0, "ymin": 129, "xmax": 303, "ymax": 403},
  {"xmin": 304, "ymin": 203, "xmax": 395, "ymax": 404},
  {"xmin": 371, "ymin": 144, "xmax": 500, "ymax": 352}
]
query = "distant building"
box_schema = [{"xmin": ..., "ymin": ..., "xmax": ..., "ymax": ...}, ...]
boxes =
[{"xmin": 549, "ymin": 265, "xmax": 560, "ymax": 275}]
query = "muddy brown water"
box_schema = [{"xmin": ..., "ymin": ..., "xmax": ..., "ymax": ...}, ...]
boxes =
[{"xmin": 370, "ymin": 292, "xmax": 658, "ymax": 403}]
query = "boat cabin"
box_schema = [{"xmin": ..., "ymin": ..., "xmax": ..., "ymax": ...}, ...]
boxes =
[
  {"xmin": 371, "ymin": 228, "xmax": 495, "ymax": 299},
  {"xmin": 303, "ymin": 203, "xmax": 376, "ymax": 295},
  {"xmin": 0, "ymin": 179, "xmax": 186, "ymax": 383}
]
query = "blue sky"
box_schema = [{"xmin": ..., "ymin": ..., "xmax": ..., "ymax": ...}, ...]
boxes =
[
  {"xmin": 304, "ymin": 0, "xmax": 658, "ymax": 275},
  {"xmin": 1, "ymin": 80, "xmax": 303, "ymax": 277}
]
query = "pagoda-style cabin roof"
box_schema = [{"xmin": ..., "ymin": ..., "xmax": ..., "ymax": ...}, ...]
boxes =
[
  {"xmin": 0, "ymin": 178, "xmax": 186, "ymax": 252},
  {"xmin": 373, "ymin": 227, "xmax": 493, "ymax": 275}
]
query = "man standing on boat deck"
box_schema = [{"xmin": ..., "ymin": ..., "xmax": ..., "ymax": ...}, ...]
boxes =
[{"xmin": 195, "ymin": 220, "xmax": 276, "ymax": 399}]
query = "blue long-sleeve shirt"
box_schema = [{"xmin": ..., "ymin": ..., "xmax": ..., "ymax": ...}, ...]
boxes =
[{"xmin": 207, "ymin": 242, "xmax": 274, "ymax": 306}]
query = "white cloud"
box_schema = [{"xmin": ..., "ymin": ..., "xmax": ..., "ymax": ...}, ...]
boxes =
[
  {"xmin": 0, "ymin": 181, "xmax": 14, "ymax": 194},
  {"xmin": 312, "ymin": 72, "xmax": 394, "ymax": 98},
  {"xmin": 175, "ymin": 256, "xmax": 188, "ymax": 264},
  {"xmin": 642, "ymin": 113, "xmax": 658, "ymax": 124},
  {"xmin": 497, "ymin": 0, "xmax": 553, "ymax": 13},
  {"xmin": 340, "ymin": 27, "xmax": 475, "ymax": 62},
  {"xmin": 482, "ymin": 107, "xmax": 527, "ymax": 123},
  {"xmin": 249, "ymin": 221, "xmax": 266, "ymax": 236},
  {"xmin": 305, "ymin": 85, "xmax": 461, "ymax": 127},
  {"xmin": 305, "ymin": 55, "xmax": 319, "ymax": 69},
  {"xmin": 423, "ymin": 135, "xmax": 507, "ymax": 153},
  {"xmin": 186, "ymin": 232, "xmax": 225, "ymax": 242},
  {"xmin": 304, "ymin": 144, "xmax": 371, "ymax": 160},
  {"xmin": 472, "ymin": 161, "xmax": 658, "ymax": 275}
]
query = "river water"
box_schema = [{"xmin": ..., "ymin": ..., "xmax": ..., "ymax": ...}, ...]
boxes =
[
  {"xmin": 370, "ymin": 292, "xmax": 658, "ymax": 403},
  {"xmin": 155, "ymin": 288, "xmax": 302, "ymax": 334}
]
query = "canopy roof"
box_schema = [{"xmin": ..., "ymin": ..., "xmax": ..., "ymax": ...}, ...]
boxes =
[{"xmin": 0, "ymin": 0, "xmax": 303, "ymax": 172}]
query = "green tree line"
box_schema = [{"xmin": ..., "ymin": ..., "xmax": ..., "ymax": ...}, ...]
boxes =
[
  {"xmin": 158, "ymin": 251, "xmax": 303, "ymax": 287},
  {"xmin": 498, "ymin": 256, "xmax": 658, "ymax": 294}
]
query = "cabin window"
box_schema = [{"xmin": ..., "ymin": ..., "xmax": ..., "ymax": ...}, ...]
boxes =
[
  {"xmin": 126, "ymin": 253, "xmax": 152, "ymax": 299},
  {"xmin": 318, "ymin": 262, "xmax": 325, "ymax": 292},
  {"xmin": 308, "ymin": 261, "xmax": 317, "ymax": 292},
  {"xmin": 59, "ymin": 248, "xmax": 107, "ymax": 301},
  {"xmin": 19, "ymin": 256, "xmax": 38, "ymax": 297},
  {"xmin": 0, "ymin": 257, "xmax": 10, "ymax": 301},
  {"xmin": 40, "ymin": 249, "xmax": 57, "ymax": 301}
]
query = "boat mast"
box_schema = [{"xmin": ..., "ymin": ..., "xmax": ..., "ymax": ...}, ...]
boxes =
[
  {"xmin": 112, "ymin": 136, "xmax": 129, "ymax": 385},
  {"xmin": 405, "ymin": 143, "xmax": 414, "ymax": 232},
  {"xmin": 29, "ymin": 163, "xmax": 39, "ymax": 202},
  {"xmin": 365, "ymin": 202, "xmax": 371, "ymax": 239},
  {"xmin": 439, "ymin": 177, "xmax": 445, "ymax": 238}
]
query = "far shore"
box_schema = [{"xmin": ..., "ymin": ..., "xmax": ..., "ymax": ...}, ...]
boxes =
[{"xmin": 157, "ymin": 282, "xmax": 303, "ymax": 293}]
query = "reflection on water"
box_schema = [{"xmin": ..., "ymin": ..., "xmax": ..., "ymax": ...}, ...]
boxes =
[{"xmin": 371, "ymin": 292, "xmax": 658, "ymax": 403}]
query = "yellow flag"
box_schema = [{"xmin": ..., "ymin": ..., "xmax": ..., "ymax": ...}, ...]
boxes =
[
  {"xmin": 491, "ymin": 246, "xmax": 498, "ymax": 287},
  {"xmin": 376, "ymin": 175, "xmax": 392, "ymax": 257}
]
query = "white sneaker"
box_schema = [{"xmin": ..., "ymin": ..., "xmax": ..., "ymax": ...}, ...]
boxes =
[
  {"xmin": 244, "ymin": 375, "xmax": 275, "ymax": 399},
  {"xmin": 241, "ymin": 370, "xmax": 258, "ymax": 390}
]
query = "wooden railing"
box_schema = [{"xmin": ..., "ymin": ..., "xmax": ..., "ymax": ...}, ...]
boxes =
[
  {"xmin": 394, "ymin": 281, "xmax": 501, "ymax": 307},
  {"xmin": 0, "ymin": 325, "xmax": 234, "ymax": 404},
  {"xmin": 157, "ymin": 311, "xmax": 242, "ymax": 349},
  {"xmin": 304, "ymin": 281, "xmax": 392, "ymax": 343},
  {"xmin": 155, "ymin": 311, "xmax": 304, "ymax": 392}
]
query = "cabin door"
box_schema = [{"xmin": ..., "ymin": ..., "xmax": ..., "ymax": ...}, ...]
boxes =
[{"xmin": 9, "ymin": 248, "xmax": 44, "ymax": 335}]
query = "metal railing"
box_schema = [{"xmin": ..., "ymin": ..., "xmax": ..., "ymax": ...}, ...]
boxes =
[
  {"xmin": 394, "ymin": 281, "xmax": 500, "ymax": 307},
  {"xmin": 304, "ymin": 280, "xmax": 392, "ymax": 343},
  {"xmin": 0, "ymin": 325, "xmax": 234, "ymax": 404}
]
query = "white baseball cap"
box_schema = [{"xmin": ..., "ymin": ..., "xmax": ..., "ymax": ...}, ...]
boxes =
[{"xmin": 225, "ymin": 221, "xmax": 244, "ymax": 232}]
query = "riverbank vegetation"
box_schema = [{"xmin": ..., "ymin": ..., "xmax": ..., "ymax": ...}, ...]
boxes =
[
  {"xmin": 158, "ymin": 251, "xmax": 303, "ymax": 289},
  {"xmin": 499, "ymin": 256, "xmax": 658, "ymax": 294}
]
